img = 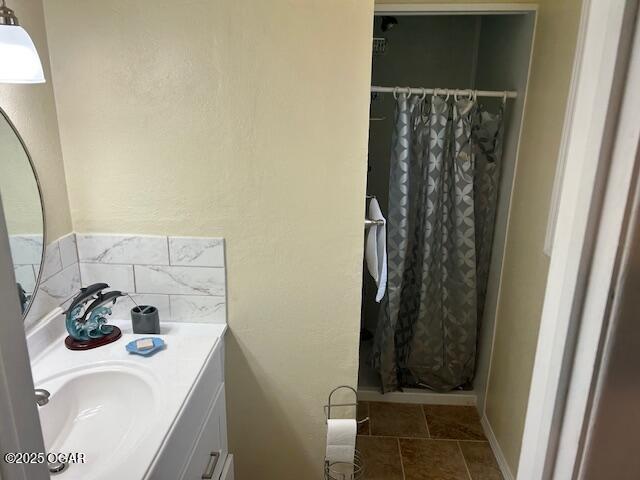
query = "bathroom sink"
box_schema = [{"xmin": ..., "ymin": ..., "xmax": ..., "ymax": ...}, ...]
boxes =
[
  {"xmin": 36, "ymin": 363, "xmax": 161, "ymax": 479},
  {"xmin": 28, "ymin": 319, "xmax": 226, "ymax": 479}
]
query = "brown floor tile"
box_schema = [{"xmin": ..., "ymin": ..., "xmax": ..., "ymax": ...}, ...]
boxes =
[
  {"xmin": 400, "ymin": 438, "xmax": 469, "ymax": 480},
  {"xmin": 357, "ymin": 402, "xmax": 370, "ymax": 435},
  {"xmin": 369, "ymin": 402, "xmax": 429, "ymax": 438},
  {"xmin": 356, "ymin": 436, "xmax": 403, "ymax": 480},
  {"xmin": 423, "ymin": 405, "xmax": 485, "ymax": 440},
  {"xmin": 459, "ymin": 441, "xmax": 503, "ymax": 480}
]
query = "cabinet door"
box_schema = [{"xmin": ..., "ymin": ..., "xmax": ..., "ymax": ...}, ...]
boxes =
[
  {"xmin": 149, "ymin": 342, "xmax": 224, "ymax": 480},
  {"xmin": 181, "ymin": 386, "xmax": 228, "ymax": 480},
  {"xmin": 220, "ymin": 455, "xmax": 234, "ymax": 480}
]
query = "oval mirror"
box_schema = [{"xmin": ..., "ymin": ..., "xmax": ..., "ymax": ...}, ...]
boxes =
[{"xmin": 0, "ymin": 108, "xmax": 45, "ymax": 319}]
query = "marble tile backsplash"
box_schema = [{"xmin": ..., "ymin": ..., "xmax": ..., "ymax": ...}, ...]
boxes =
[
  {"xmin": 77, "ymin": 234, "xmax": 170, "ymax": 265},
  {"xmin": 9, "ymin": 234, "xmax": 44, "ymax": 265},
  {"xmin": 20, "ymin": 233, "xmax": 227, "ymax": 330},
  {"xmin": 23, "ymin": 233, "xmax": 81, "ymax": 331},
  {"xmin": 11, "ymin": 234, "xmax": 44, "ymax": 296},
  {"xmin": 134, "ymin": 265, "xmax": 226, "ymax": 296},
  {"xmin": 168, "ymin": 237, "xmax": 225, "ymax": 266},
  {"xmin": 76, "ymin": 234, "xmax": 227, "ymax": 324}
]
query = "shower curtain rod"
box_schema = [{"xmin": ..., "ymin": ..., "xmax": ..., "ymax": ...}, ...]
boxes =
[{"xmin": 371, "ymin": 85, "xmax": 517, "ymax": 99}]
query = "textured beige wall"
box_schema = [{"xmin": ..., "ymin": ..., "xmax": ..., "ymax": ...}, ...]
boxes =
[
  {"xmin": 39, "ymin": 0, "xmax": 582, "ymax": 475},
  {"xmin": 377, "ymin": 0, "xmax": 583, "ymax": 473},
  {"xmin": 0, "ymin": 0, "xmax": 71, "ymax": 242},
  {"xmin": 484, "ymin": 1, "xmax": 582, "ymax": 473},
  {"xmin": 0, "ymin": 119, "xmax": 42, "ymax": 235},
  {"xmin": 43, "ymin": 1, "xmax": 374, "ymax": 478}
]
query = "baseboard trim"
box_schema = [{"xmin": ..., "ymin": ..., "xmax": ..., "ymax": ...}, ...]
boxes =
[
  {"xmin": 481, "ymin": 414, "xmax": 515, "ymax": 480},
  {"xmin": 357, "ymin": 386, "xmax": 477, "ymax": 405}
]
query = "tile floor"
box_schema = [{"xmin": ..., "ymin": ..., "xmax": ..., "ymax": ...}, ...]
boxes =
[{"xmin": 356, "ymin": 402, "xmax": 503, "ymax": 480}]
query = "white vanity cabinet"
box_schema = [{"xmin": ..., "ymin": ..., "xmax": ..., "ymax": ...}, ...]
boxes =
[{"xmin": 149, "ymin": 336, "xmax": 233, "ymax": 480}]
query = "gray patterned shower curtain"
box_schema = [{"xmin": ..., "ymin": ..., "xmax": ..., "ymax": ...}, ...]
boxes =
[{"xmin": 372, "ymin": 92, "xmax": 504, "ymax": 393}]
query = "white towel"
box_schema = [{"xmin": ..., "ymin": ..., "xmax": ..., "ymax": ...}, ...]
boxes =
[{"xmin": 365, "ymin": 198, "xmax": 387, "ymax": 302}]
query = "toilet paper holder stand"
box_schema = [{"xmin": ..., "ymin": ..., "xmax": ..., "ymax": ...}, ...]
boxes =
[
  {"xmin": 324, "ymin": 386, "xmax": 367, "ymax": 480},
  {"xmin": 323, "ymin": 385, "xmax": 369, "ymax": 426}
]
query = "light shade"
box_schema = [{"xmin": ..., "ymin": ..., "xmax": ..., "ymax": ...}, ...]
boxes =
[{"xmin": 0, "ymin": 25, "xmax": 45, "ymax": 84}]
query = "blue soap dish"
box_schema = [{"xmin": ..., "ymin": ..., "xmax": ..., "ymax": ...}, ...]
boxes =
[{"xmin": 126, "ymin": 337, "xmax": 165, "ymax": 356}]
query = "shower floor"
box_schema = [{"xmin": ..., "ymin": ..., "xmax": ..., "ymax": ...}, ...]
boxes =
[
  {"xmin": 356, "ymin": 402, "xmax": 503, "ymax": 479},
  {"xmin": 358, "ymin": 339, "xmax": 477, "ymax": 405}
]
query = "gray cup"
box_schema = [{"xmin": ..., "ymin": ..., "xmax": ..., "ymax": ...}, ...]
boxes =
[{"xmin": 131, "ymin": 305, "xmax": 160, "ymax": 334}]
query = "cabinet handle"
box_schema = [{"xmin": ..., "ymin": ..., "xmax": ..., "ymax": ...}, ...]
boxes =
[{"xmin": 202, "ymin": 451, "xmax": 220, "ymax": 479}]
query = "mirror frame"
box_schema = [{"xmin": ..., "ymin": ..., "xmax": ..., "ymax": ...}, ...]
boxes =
[{"xmin": 0, "ymin": 106, "xmax": 47, "ymax": 322}]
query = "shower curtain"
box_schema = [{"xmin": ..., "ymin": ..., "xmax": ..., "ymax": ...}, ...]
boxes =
[{"xmin": 372, "ymin": 92, "xmax": 505, "ymax": 393}]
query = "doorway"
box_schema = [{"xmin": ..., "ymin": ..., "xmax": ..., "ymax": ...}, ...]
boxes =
[{"xmin": 357, "ymin": 5, "xmax": 536, "ymax": 478}]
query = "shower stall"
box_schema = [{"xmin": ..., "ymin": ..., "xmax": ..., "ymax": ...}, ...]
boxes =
[{"xmin": 358, "ymin": 8, "xmax": 536, "ymax": 408}]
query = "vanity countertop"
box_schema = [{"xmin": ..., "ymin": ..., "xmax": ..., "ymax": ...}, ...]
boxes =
[{"xmin": 29, "ymin": 319, "xmax": 226, "ymax": 480}]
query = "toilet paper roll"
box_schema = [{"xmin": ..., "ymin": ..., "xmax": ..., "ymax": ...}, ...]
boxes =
[{"xmin": 326, "ymin": 419, "xmax": 357, "ymax": 465}]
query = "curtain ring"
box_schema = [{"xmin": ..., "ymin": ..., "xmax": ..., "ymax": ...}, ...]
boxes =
[
  {"xmin": 405, "ymin": 86, "xmax": 412, "ymax": 97},
  {"xmin": 467, "ymin": 89, "xmax": 474, "ymax": 101},
  {"xmin": 419, "ymin": 88, "xmax": 427, "ymax": 101},
  {"xmin": 473, "ymin": 90, "xmax": 478, "ymax": 103},
  {"xmin": 393, "ymin": 87, "xmax": 400, "ymax": 99},
  {"xmin": 503, "ymin": 91, "xmax": 508, "ymax": 106},
  {"xmin": 444, "ymin": 89, "xmax": 451, "ymax": 102}
]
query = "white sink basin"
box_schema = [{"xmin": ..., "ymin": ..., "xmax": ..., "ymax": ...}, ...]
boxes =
[
  {"xmin": 36, "ymin": 363, "xmax": 161, "ymax": 479},
  {"xmin": 28, "ymin": 319, "xmax": 226, "ymax": 480}
]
